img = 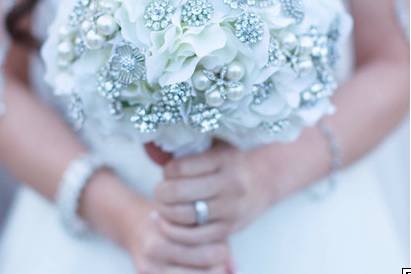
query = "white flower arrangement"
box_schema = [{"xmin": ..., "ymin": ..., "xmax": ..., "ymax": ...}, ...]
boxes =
[{"xmin": 42, "ymin": 0, "xmax": 352, "ymax": 153}]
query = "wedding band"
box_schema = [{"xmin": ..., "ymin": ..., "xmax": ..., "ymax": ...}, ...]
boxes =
[{"xmin": 194, "ymin": 200, "xmax": 209, "ymax": 225}]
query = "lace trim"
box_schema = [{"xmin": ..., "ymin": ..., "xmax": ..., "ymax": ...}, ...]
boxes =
[{"xmin": 396, "ymin": 0, "xmax": 410, "ymax": 41}]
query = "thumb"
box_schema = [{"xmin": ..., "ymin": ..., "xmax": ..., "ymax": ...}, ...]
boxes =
[{"xmin": 144, "ymin": 142, "xmax": 173, "ymax": 166}]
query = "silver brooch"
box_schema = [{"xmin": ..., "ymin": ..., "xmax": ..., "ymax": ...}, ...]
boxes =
[
  {"xmin": 252, "ymin": 80, "xmax": 274, "ymax": 105},
  {"xmin": 260, "ymin": 119, "xmax": 290, "ymax": 135},
  {"xmin": 144, "ymin": 0, "xmax": 176, "ymax": 31},
  {"xmin": 161, "ymin": 82, "xmax": 193, "ymax": 107},
  {"xmin": 223, "ymin": 0, "xmax": 275, "ymax": 9},
  {"xmin": 109, "ymin": 44, "xmax": 146, "ymax": 85},
  {"xmin": 267, "ymin": 38, "xmax": 287, "ymax": 67},
  {"xmin": 189, "ymin": 103, "xmax": 222, "ymax": 132},
  {"xmin": 280, "ymin": 0, "xmax": 305, "ymax": 23},
  {"xmin": 201, "ymin": 64, "xmax": 246, "ymax": 107},
  {"xmin": 181, "ymin": 0, "xmax": 214, "ymax": 27},
  {"xmin": 234, "ymin": 12, "xmax": 264, "ymax": 47}
]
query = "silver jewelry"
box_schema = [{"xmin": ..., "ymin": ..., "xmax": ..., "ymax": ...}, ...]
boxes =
[
  {"xmin": 194, "ymin": 200, "xmax": 209, "ymax": 225},
  {"xmin": 317, "ymin": 121, "xmax": 342, "ymax": 191},
  {"xmin": 56, "ymin": 154, "xmax": 105, "ymax": 236}
]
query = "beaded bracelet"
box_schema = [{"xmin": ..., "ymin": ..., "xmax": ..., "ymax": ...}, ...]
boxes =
[
  {"xmin": 56, "ymin": 154, "xmax": 105, "ymax": 236},
  {"xmin": 309, "ymin": 121, "xmax": 343, "ymax": 199}
]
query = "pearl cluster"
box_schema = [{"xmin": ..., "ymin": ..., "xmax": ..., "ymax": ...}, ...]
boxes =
[
  {"xmin": 234, "ymin": 12, "xmax": 264, "ymax": 47},
  {"xmin": 181, "ymin": 0, "xmax": 214, "ymax": 27},
  {"xmin": 192, "ymin": 62, "xmax": 247, "ymax": 107},
  {"xmin": 58, "ymin": 0, "xmax": 121, "ymax": 67}
]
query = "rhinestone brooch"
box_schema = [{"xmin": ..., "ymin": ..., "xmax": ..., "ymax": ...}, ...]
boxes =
[
  {"xmin": 234, "ymin": 12, "xmax": 264, "ymax": 47},
  {"xmin": 181, "ymin": 0, "xmax": 214, "ymax": 27},
  {"xmin": 144, "ymin": 0, "xmax": 176, "ymax": 31}
]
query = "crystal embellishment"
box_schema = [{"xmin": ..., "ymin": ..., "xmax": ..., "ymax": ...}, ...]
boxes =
[
  {"xmin": 109, "ymin": 44, "xmax": 145, "ymax": 85},
  {"xmin": 234, "ymin": 12, "xmax": 264, "ymax": 47},
  {"xmin": 252, "ymin": 80, "xmax": 274, "ymax": 105},
  {"xmin": 203, "ymin": 66, "xmax": 242, "ymax": 100},
  {"xmin": 268, "ymin": 39, "xmax": 287, "ymax": 67},
  {"xmin": 161, "ymin": 82, "xmax": 193, "ymax": 107},
  {"xmin": 261, "ymin": 119, "xmax": 290, "ymax": 135},
  {"xmin": 189, "ymin": 103, "xmax": 222, "ymax": 132},
  {"xmin": 280, "ymin": 0, "xmax": 305, "ymax": 23},
  {"xmin": 144, "ymin": 0, "xmax": 176, "ymax": 31},
  {"xmin": 181, "ymin": 0, "xmax": 214, "ymax": 27},
  {"xmin": 223, "ymin": 0, "xmax": 275, "ymax": 9}
]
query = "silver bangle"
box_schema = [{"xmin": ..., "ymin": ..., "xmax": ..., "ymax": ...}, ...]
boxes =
[
  {"xmin": 318, "ymin": 121, "xmax": 343, "ymax": 188},
  {"xmin": 56, "ymin": 154, "xmax": 105, "ymax": 236}
]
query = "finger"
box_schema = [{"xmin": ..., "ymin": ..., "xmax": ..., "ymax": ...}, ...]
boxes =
[
  {"xmin": 144, "ymin": 142, "xmax": 173, "ymax": 166},
  {"xmin": 164, "ymin": 149, "xmax": 223, "ymax": 179},
  {"xmin": 157, "ymin": 217, "xmax": 231, "ymax": 245},
  {"xmin": 155, "ymin": 175, "xmax": 228, "ymax": 204},
  {"xmin": 162, "ymin": 265, "xmax": 227, "ymax": 274},
  {"xmin": 157, "ymin": 198, "xmax": 235, "ymax": 225},
  {"xmin": 152, "ymin": 239, "xmax": 229, "ymax": 268}
]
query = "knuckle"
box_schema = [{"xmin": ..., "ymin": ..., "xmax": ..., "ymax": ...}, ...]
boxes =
[
  {"xmin": 166, "ymin": 160, "xmax": 184, "ymax": 177},
  {"xmin": 142, "ymin": 238, "xmax": 162, "ymax": 258},
  {"xmin": 202, "ymin": 244, "xmax": 228, "ymax": 265}
]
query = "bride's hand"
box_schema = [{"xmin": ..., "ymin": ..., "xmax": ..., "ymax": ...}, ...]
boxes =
[
  {"xmin": 79, "ymin": 171, "xmax": 230, "ymax": 274},
  {"xmin": 123, "ymin": 203, "xmax": 230, "ymax": 274},
  {"xmin": 154, "ymin": 134, "xmax": 326, "ymax": 244}
]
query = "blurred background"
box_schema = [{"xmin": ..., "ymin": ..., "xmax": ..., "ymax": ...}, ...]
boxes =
[{"xmin": 0, "ymin": 169, "xmax": 17, "ymax": 237}]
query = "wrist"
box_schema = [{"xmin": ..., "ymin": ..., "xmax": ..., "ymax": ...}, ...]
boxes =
[
  {"xmin": 251, "ymin": 126, "xmax": 330, "ymax": 205},
  {"xmin": 78, "ymin": 169, "xmax": 150, "ymax": 249}
]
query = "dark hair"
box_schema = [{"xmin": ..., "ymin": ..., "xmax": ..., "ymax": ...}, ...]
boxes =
[{"xmin": 5, "ymin": 0, "xmax": 40, "ymax": 49}]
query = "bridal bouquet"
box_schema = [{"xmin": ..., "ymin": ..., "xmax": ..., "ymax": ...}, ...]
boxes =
[{"xmin": 43, "ymin": 0, "xmax": 352, "ymax": 154}]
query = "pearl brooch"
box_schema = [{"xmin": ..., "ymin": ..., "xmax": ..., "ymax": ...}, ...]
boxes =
[
  {"xmin": 234, "ymin": 12, "xmax": 264, "ymax": 47},
  {"xmin": 144, "ymin": 0, "xmax": 176, "ymax": 31},
  {"xmin": 181, "ymin": 0, "xmax": 214, "ymax": 27},
  {"xmin": 193, "ymin": 62, "xmax": 247, "ymax": 107}
]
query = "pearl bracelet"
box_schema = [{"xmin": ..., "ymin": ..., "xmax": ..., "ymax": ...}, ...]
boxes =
[{"xmin": 56, "ymin": 154, "xmax": 105, "ymax": 236}]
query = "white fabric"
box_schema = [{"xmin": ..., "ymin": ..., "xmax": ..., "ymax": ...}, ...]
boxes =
[
  {"xmin": 396, "ymin": 0, "xmax": 410, "ymax": 41},
  {"xmin": 0, "ymin": 0, "xmax": 409, "ymax": 273}
]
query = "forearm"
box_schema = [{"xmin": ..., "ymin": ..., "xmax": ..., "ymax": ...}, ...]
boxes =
[
  {"xmin": 0, "ymin": 77, "xmax": 150, "ymax": 247},
  {"xmin": 0, "ymin": 78, "xmax": 86, "ymax": 199}
]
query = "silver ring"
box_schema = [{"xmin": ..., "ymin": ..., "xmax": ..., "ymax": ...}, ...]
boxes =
[{"xmin": 194, "ymin": 200, "xmax": 209, "ymax": 225}]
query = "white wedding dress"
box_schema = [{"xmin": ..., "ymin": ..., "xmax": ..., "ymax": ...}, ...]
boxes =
[{"xmin": 0, "ymin": 1, "xmax": 409, "ymax": 273}]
